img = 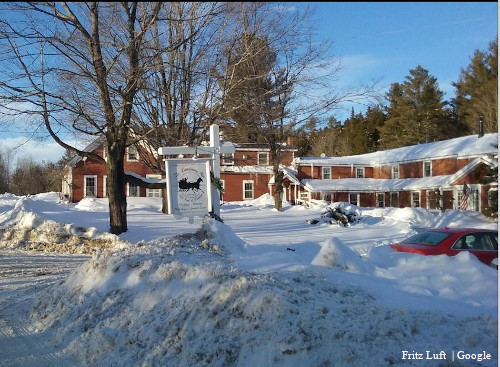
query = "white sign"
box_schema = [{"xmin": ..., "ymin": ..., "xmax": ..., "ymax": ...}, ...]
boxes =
[
  {"xmin": 159, "ymin": 125, "xmax": 235, "ymax": 219},
  {"xmin": 165, "ymin": 158, "xmax": 212, "ymax": 222}
]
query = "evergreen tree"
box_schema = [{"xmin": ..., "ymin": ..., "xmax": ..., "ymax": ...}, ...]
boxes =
[
  {"xmin": 452, "ymin": 38, "xmax": 498, "ymax": 134},
  {"xmin": 380, "ymin": 65, "xmax": 453, "ymax": 149}
]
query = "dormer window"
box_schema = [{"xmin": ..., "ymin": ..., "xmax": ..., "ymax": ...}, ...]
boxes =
[{"xmin": 127, "ymin": 146, "xmax": 139, "ymax": 161}]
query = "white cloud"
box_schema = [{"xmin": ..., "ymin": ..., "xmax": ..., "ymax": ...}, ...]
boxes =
[{"xmin": 0, "ymin": 137, "xmax": 66, "ymax": 164}]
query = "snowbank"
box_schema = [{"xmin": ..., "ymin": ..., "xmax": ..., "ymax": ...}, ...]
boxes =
[
  {"xmin": 0, "ymin": 193, "xmax": 127, "ymax": 253},
  {"xmin": 0, "ymin": 192, "xmax": 496, "ymax": 367},
  {"xmin": 31, "ymin": 218, "xmax": 498, "ymax": 367}
]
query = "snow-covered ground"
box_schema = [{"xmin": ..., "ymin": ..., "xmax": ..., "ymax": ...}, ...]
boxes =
[{"xmin": 0, "ymin": 192, "xmax": 497, "ymax": 366}]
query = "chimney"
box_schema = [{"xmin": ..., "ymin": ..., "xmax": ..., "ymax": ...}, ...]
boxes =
[{"xmin": 478, "ymin": 115, "xmax": 484, "ymax": 138}]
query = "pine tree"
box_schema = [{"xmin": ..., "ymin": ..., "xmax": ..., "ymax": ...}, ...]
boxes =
[
  {"xmin": 452, "ymin": 38, "xmax": 498, "ymax": 134},
  {"xmin": 380, "ymin": 65, "xmax": 453, "ymax": 149}
]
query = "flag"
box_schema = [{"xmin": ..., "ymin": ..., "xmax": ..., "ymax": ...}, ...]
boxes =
[{"xmin": 460, "ymin": 184, "xmax": 471, "ymax": 210}]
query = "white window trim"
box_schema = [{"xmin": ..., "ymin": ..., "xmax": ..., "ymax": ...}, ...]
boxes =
[
  {"xmin": 322, "ymin": 167, "xmax": 331, "ymax": 179},
  {"xmin": 127, "ymin": 146, "xmax": 139, "ymax": 162},
  {"xmin": 389, "ymin": 192, "xmax": 399, "ymax": 207},
  {"xmin": 356, "ymin": 167, "xmax": 365, "ymax": 178},
  {"xmin": 258, "ymin": 152, "xmax": 269, "ymax": 166},
  {"xmin": 103, "ymin": 175, "xmax": 107, "ymax": 197},
  {"xmin": 127, "ymin": 182, "xmax": 140, "ymax": 197},
  {"xmin": 423, "ymin": 160, "xmax": 432, "ymax": 177},
  {"xmin": 84, "ymin": 175, "xmax": 98, "ymax": 197},
  {"xmin": 220, "ymin": 179, "xmax": 225, "ymax": 195},
  {"xmin": 243, "ymin": 180, "xmax": 254, "ymax": 200},
  {"xmin": 349, "ymin": 193, "xmax": 360, "ymax": 206},
  {"xmin": 455, "ymin": 184, "xmax": 481, "ymax": 211},
  {"xmin": 391, "ymin": 165, "xmax": 399, "ymax": 179},
  {"xmin": 377, "ymin": 192, "xmax": 385, "ymax": 207},
  {"xmin": 146, "ymin": 174, "xmax": 162, "ymax": 197},
  {"xmin": 221, "ymin": 153, "xmax": 234, "ymax": 166},
  {"xmin": 411, "ymin": 191, "xmax": 421, "ymax": 207}
]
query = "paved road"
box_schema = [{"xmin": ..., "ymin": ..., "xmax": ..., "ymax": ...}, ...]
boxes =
[{"xmin": 0, "ymin": 249, "xmax": 89, "ymax": 367}]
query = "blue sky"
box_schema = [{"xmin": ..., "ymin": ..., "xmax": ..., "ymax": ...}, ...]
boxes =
[
  {"xmin": 0, "ymin": 2, "xmax": 497, "ymax": 164},
  {"xmin": 299, "ymin": 1, "xmax": 497, "ymax": 120}
]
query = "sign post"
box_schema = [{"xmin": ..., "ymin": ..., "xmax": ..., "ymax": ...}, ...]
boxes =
[{"xmin": 158, "ymin": 125, "xmax": 235, "ymax": 222}]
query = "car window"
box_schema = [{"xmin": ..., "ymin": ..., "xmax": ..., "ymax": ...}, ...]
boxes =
[
  {"xmin": 402, "ymin": 232, "xmax": 451, "ymax": 246},
  {"xmin": 489, "ymin": 233, "xmax": 498, "ymax": 250},
  {"xmin": 455, "ymin": 233, "xmax": 498, "ymax": 251}
]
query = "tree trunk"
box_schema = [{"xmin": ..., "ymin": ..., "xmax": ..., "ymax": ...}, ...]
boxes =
[
  {"xmin": 106, "ymin": 142, "xmax": 128, "ymax": 234},
  {"xmin": 273, "ymin": 163, "xmax": 284, "ymax": 212}
]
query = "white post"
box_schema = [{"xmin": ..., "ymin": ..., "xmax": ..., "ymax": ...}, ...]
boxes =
[
  {"xmin": 210, "ymin": 124, "xmax": 221, "ymax": 217},
  {"xmin": 158, "ymin": 124, "xmax": 233, "ymax": 220},
  {"xmin": 210, "ymin": 124, "xmax": 221, "ymax": 178}
]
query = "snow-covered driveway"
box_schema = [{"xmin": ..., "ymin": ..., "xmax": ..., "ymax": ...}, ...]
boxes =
[{"xmin": 0, "ymin": 250, "xmax": 89, "ymax": 367}]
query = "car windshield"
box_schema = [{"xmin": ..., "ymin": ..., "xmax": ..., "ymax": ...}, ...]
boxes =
[{"xmin": 402, "ymin": 231, "xmax": 452, "ymax": 246}]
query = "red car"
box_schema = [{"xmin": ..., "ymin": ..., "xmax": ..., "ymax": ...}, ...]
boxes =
[{"xmin": 390, "ymin": 228, "xmax": 498, "ymax": 267}]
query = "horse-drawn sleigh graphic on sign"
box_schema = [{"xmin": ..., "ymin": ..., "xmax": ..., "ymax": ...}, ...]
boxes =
[{"xmin": 178, "ymin": 177, "xmax": 204, "ymax": 192}]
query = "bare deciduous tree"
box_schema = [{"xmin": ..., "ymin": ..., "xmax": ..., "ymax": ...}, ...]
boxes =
[
  {"xmin": 217, "ymin": 3, "xmax": 378, "ymax": 210},
  {"xmin": 0, "ymin": 2, "xmax": 164, "ymax": 234}
]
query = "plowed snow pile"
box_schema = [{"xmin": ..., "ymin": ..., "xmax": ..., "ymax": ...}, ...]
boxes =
[
  {"xmin": 30, "ymin": 219, "xmax": 497, "ymax": 367},
  {"xmin": 0, "ymin": 193, "xmax": 497, "ymax": 367},
  {"xmin": 0, "ymin": 193, "xmax": 127, "ymax": 253}
]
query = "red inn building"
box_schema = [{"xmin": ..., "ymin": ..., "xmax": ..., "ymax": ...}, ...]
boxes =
[{"xmin": 62, "ymin": 133, "xmax": 497, "ymax": 215}]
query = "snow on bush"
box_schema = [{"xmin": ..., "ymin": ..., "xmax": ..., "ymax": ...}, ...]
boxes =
[
  {"xmin": 312, "ymin": 237, "xmax": 370, "ymax": 273},
  {"xmin": 30, "ymin": 218, "xmax": 497, "ymax": 367}
]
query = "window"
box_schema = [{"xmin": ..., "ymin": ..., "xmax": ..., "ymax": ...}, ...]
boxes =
[
  {"xmin": 487, "ymin": 188, "xmax": 497, "ymax": 209},
  {"xmin": 427, "ymin": 190, "xmax": 440, "ymax": 210},
  {"xmin": 127, "ymin": 146, "xmax": 139, "ymax": 161},
  {"xmin": 411, "ymin": 191, "xmax": 421, "ymax": 207},
  {"xmin": 356, "ymin": 167, "xmax": 365, "ymax": 178},
  {"xmin": 456, "ymin": 185, "xmax": 480, "ymax": 211},
  {"xmin": 322, "ymin": 167, "xmax": 331, "ymax": 179},
  {"xmin": 146, "ymin": 174, "xmax": 162, "ymax": 197},
  {"xmin": 128, "ymin": 182, "xmax": 139, "ymax": 197},
  {"xmin": 243, "ymin": 180, "xmax": 254, "ymax": 200},
  {"xmin": 349, "ymin": 193, "xmax": 359, "ymax": 206},
  {"xmin": 389, "ymin": 192, "xmax": 399, "ymax": 207},
  {"xmin": 258, "ymin": 152, "xmax": 269, "ymax": 166},
  {"xmin": 221, "ymin": 153, "xmax": 234, "ymax": 165},
  {"xmin": 402, "ymin": 231, "xmax": 451, "ymax": 246},
  {"xmin": 377, "ymin": 193, "xmax": 385, "ymax": 207},
  {"xmin": 323, "ymin": 193, "xmax": 333, "ymax": 203},
  {"xmin": 391, "ymin": 165, "xmax": 399, "ymax": 179},
  {"xmin": 472, "ymin": 189, "xmax": 479, "ymax": 211},
  {"xmin": 103, "ymin": 175, "xmax": 107, "ymax": 197},
  {"xmin": 423, "ymin": 161, "xmax": 432, "ymax": 177},
  {"xmin": 84, "ymin": 175, "xmax": 97, "ymax": 197},
  {"xmin": 219, "ymin": 179, "xmax": 225, "ymax": 201},
  {"xmin": 454, "ymin": 233, "xmax": 498, "ymax": 251}
]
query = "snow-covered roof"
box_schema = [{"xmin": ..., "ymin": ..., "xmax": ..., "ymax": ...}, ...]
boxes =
[
  {"xmin": 303, "ymin": 176, "xmax": 453, "ymax": 192},
  {"xmin": 301, "ymin": 155, "xmax": 496, "ymax": 192},
  {"xmin": 221, "ymin": 165, "xmax": 274, "ymax": 174},
  {"xmin": 293, "ymin": 133, "xmax": 498, "ymax": 166},
  {"xmin": 66, "ymin": 136, "xmax": 106, "ymax": 167}
]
